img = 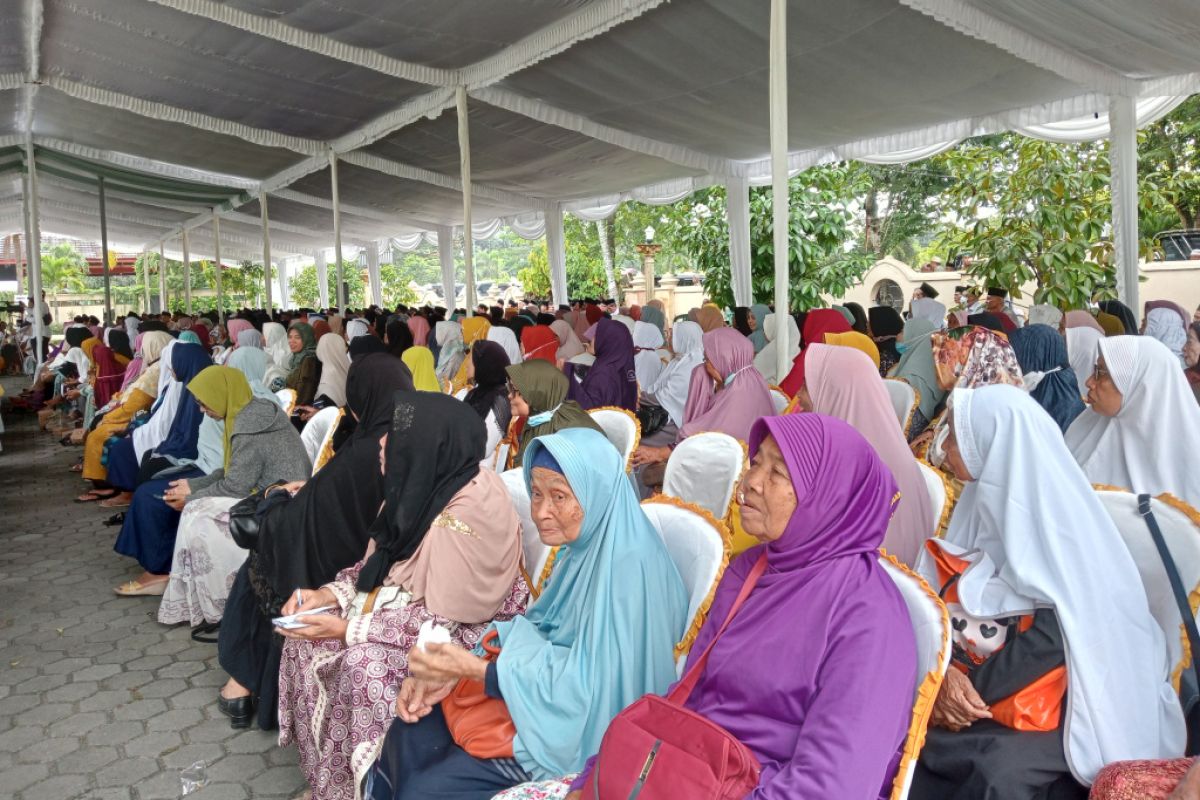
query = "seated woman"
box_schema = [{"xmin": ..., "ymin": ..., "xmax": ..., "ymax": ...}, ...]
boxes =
[
  {"xmin": 460, "ymin": 341, "xmax": 511, "ymax": 465},
  {"xmin": 778, "ymin": 308, "xmax": 851, "ymax": 397},
  {"xmin": 504, "ymin": 359, "xmax": 602, "ymax": 469},
  {"xmin": 156, "ymin": 357, "xmax": 308, "ymax": 626},
  {"xmin": 367, "ymin": 428, "xmax": 687, "ymax": 799},
  {"xmin": 869, "ymin": 305, "xmax": 905, "ymax": 377},
  {"xmin": 565, "ymin": 318, "xmax": 637, "ymax": 412},
  {"xmin": 632, "ymin": 327, "xmax": 775, "ymax": 487},
  {"xmin": 1066, "ymin": 335, "xmax": 1200, "ymax": 508},
  {"xmin": 286, "ymin": 322, "xmax": 322, "ymax": 407},
  {"xmin": 889, "ymin": 317, "xmax": 944, "ymax": 442},
  {"xmin": 401, "ymin": 345, "xmax": 441, "ymax": 392},
  {"xmin": 1007, "ymin": 324, "xmax": 1085, "ymax": 432},
  {"xmin": 752, "ymin": 313, "xmax": 800, "ymax": 387},
  {"xmin": 568, "ymin": 412, "xmax": 918, "ymax": 799},
  {"xmin": 216, "ymin": 353, "xmax": 415, "ymax": 730},
  {"xmin": 797, "ymin": 344, "xmax": 935, "ymax": 566},
  {"xmin": 910, "ymin": 385, "xmax": 1184, "ymax": 800},
  {"xmin": 632, "ymin": 321, "xmax": 665, "ymax": 389},
  {"xmin": 277, "ymin": 392, "xmax": 529, "ymax": 800},
  {"xmin": 262, "ymin": 321, "xmax": 292, "ymax": 391},
  {"xmin": 639, "ymin": 320, "xmax": 704, "ymax": 446},
  {"xmin": 451, "ymin": 317, "xmax": 492, "ymax": 395}
]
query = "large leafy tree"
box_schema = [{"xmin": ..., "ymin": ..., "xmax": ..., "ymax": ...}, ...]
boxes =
[
  {"xmin": 39, "ymin": 242, "xmax": 89, "ymax": 317},
  {"xmin": 1139, "ymin": 95, "xmax": 1200, "ymax": 232}
]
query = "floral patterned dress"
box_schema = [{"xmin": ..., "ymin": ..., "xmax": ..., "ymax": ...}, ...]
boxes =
[{"xmin": 277, "ymin": 558, "xmax": 529, "ymax": 800}]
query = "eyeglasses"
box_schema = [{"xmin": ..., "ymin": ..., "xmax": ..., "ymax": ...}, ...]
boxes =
[
  {"xmin": 1092, "ymin": 362, "xmax": 1111, "ymax": 383},
  {"xmin": 506, "ymin": 381, "xmax": 520, "ymax": 397}
]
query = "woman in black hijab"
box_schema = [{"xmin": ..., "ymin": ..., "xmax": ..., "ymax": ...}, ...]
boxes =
[
  {"xmin": 385, "ymin": 319, "xmax": 413, "ymax": 359},
  {"xmin": 1098, "ymin": 300, "xmax": 1138, "ymax": 335},
  {"xmin": 215, "ymin": 353, "xmax": 415, "ymax": 730},
  {"xmin": 463, "ymin": 340, "xmax": 512, "ymax": 462},
  {"xmin": 107, "ymin": 329, "xmax": 134, "ymax": 361},
  {"xmin": 844, "ymin": 302, "xmax": 870, "ymax": 336},
  {"xmin": 868, "ymin": 305, "xmax": 904, "ymax": 377},
  {"xmin": 732, "ymin": 306, "xmax": 754, "ymax": 337},
  {"xmin": 349, "ymin": 334, "xmax": 388, "ymax": 361}
]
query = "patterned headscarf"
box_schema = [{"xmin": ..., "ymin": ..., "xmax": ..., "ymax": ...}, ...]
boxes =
[{"xmin": 931, "ymin": 327, "xmax": 1024, "ymax": 392}]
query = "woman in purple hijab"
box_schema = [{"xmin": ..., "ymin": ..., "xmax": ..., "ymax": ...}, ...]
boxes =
[
  {"xmin": 564, "ymin": 317, "xmax": 637, "ymax": 411},
  {"xmin": 572, "ymin": 413, "xmax": 917, "ymax": 798}
]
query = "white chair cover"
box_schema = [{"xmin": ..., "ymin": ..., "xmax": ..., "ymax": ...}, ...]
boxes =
[
  {"xmin": 300, "ymin": 406, "xmax": 342, "ymax": 475},
  {"xmin": 275, "ymin": 387, "xmax": 297, "ymax": 416},
  {"xmin": 588, "ymin": 407, "xmax": 640, "ymax": 471},
  {"xmin": 640, "ymin": 498, "xmax": 729, "ymax": 676},
  {"xmin": 662, "ymin": 432, "xmax": 745, "ymax": 521},
  {"xmin": 1094, "ymin": 489, "xmax": 1200, "ymax": 694},
  {"xmin": 878, "ymin": 554, "xmax": 952, "ymax": 800},
  {"xmin": 916, "ymin": 461, "xmax": 950, "ymax": 539},
  {"xmin": 768, "ymin": 387, "xmax": 790, "ymax": 415},
  {"xmin": 884, "ymin": 379, "xmax": 918, "ymax": 436},
  {"xmin": 500, "ymin": 468, "xmax": 552, "ymax": 597}
]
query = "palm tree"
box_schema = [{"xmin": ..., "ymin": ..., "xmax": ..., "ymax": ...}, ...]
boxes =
[{"xmin": 39, "ymin": 243, "xmax": 88, "ymax": 322}]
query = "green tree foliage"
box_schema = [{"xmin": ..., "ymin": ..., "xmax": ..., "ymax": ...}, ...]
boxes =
[
  {"xmin": 289, "ymin": 261, "xmax": 418, "ymax": 309},
  {"xmin": 1139, "ymin": 95, "xmax": 1200, "ymax": 231},
  {"xmin": 39, "ymin": 242, "xmax": 89, "ymax": 312}
]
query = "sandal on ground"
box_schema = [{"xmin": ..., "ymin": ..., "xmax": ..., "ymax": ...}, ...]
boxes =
[
  {"xmin": 191, "ymin": 622, "xmax": 220, "ymax": 644},
  {"xmin": 98, "ymin": 495, "xmax": 131, "ymax": 509},
  {"xmin": 113, "ymin": 579, "xmax": 168, "ymax": 596},
  {"xmin": 102, "ymin": 512, "xmax": 125, "ymax": 527},
  {"xmin": 76, "ymin": 489, "xmax": 119, "ymax": 503},
  {"xmin": 68, "ymin": 462, "xmax": 84, "ymax": 473}
]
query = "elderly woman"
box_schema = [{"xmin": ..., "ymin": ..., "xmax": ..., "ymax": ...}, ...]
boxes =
[
  {"xmin": 910, "ymin": 385, "xmax": 1184, "ymax": 799},
  {"xmin": 568, "ymin": 413, "xmax": 917, "ymax": 798},
  {"xmin": 367, "ymin": 428, "xmax": 687, "ymax": 799},
  {"xmin": 1065, "ymin": 335, "xmax": 1200, "ymax": 508},
  {"xmin": 504, "ymin": 360, "xmax": 603, "ymax": 469},
  {"xmin": 216, "ymin": 354, "xmax": 415, "ymax": 730},
  {"xmin": 278, "ymin": 393, "xmax": 529, "ymax": 800}
]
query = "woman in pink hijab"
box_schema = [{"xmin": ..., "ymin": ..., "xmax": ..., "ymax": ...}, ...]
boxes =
[
  {"xmin": 407, "ymin": 314, "xmax": 431, "ymax": 348},
  {"xmin": 799, "ymin": 344, "xmax": 936, "ymax": 565}
]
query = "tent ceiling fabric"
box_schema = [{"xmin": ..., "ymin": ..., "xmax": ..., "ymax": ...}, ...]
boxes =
[{"xmin": 0, "ymin": 0, "xmax": 1196, "ymax": 259}]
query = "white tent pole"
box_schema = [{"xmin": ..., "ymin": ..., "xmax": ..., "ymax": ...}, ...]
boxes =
[
  {"xmin": 366, "ymin": 241, "xmax": 382, "ymax": 307},
  {"xmin": 182, "ymin": 228, "xmax": 192, "ymax": 315},
  {"xmin": 315, "ymin": 249, "xmax": 329, "ymax": 308},
  {"xmin": 141, "ymin": 249, "xmax": 151, "ymax": 314},
  {"xmin": 260, "ymin": 192, "xmax": 273, "ymax": 313},
  {"xmin": 213, "ymin": 214, "xmax": 224, "ymax": 325},
  {"xmin": 278, "ymin": 257, "xmax": 290, "ymax": 310},
  {"xmin": 98, "ymin": 176, "xmax": 113, "ymax": 325},
  {"xmin": 23, "ymin": 142, "xmax": 46, "ymax": 374},
  {"xmin": 770, "ymin": 0, "xmax": 791, "ymax": 383},
  {"xmin": 1109, "ymin": 95, "xmax": 1140, "ymax": 312},
  {"xmin": 330, "ymin": 150, "xmax": 345, "ymax": 311},
  {"xmin": 545, "ymin": 203, "xmax": 568, "ymax": 309},
  {"xmin": 158, "ymin": 242, "xmax": 167, "ymax": 314},
  {"xmin": 725, "ymin": 175, "xmax": 753, "ymax": 306},
  {"xmin": 436, "ymin": 226, "xmax": 457, "ymax": 311},
  {"xmin": 457, "ymin": 86, "xmax": 476, "ymax": 314}
]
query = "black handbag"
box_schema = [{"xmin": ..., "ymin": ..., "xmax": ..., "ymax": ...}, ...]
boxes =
[
  {"xmin": 636, "ymin": 403, "xmax": 670, "ymax": 438},
  {"xmin": 1138, "ymin": 494, "xmax": 1200, "ymax": 755},
  {"xmin": 228, "ymin": 484, "xmax": 291, "ymax": 550}
]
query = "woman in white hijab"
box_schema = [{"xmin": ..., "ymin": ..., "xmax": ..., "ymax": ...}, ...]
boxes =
[
  {"xmin": 639, "ymin": 320, "xmax": 705, "ymax": 446},
  {"xmin": 344, "ymin": 318, "xmax": 370, "ymax": 343},
  {"xmin": 911, "ymin": 384, "xmax": 1183, "ymax": 799},
  {"xmin": 262, "ymin": 321, "xmax": 292, "ymax": 391},
  {"xmin": 632, "ymin": 320, "xmax": 665, "ymax": 389},
  {"xmin": 433, "ymin": 321, "xmax": 465, "ymax": 385},
  {"xmin": 1064, "ymin": 326, "xmax": 1103, "ymax": 402},
  {"xmin": 1065, "ymin": 335, "xmax": 1200, "ymax": 508},
  {"xmin": 753, "ymin": 312, "xmax": 801, "ymax": 385},
  {"xmin": 486, "ymin": 326, "xmax": 523, "ymax": 365},
  {"xmin": 1143, "ymin": 307, "xmax": 1188, "ymax": 366},
  {"xmin": 313, "ymin": 333, "xmax": 350, "ymax": 408},
  {"xmin": 132, "ymin": 340, "xmax": 180, "ymax": 465}
]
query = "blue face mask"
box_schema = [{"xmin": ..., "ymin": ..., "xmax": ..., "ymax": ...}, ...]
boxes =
[
  {"xmin": 528, "ymin": 404, "xmax": 561, "ymax": 426},
  {"xmin": 895, "ymin": 341, "xmax": 910, "ymax": 354}
]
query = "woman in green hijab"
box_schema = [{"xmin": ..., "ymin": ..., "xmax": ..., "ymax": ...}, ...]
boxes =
[
  {"xmin": 504, "ymin": 359, "xmax": 603, "ymax": 468},
  {"xmin": 285, "ymin": 321, "xmax": 321, "ymax": 406},
  {"xmin": 889, "ymin": 317, "xmax": 945, "ymax": 441}
]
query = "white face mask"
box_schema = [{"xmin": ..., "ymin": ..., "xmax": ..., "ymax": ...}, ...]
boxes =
[{"xmin": 1022, "ymin": 367, "xmax": 1061, "ymax": 393}]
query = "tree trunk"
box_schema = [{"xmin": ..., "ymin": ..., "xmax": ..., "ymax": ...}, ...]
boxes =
[
  {"xmin": 1174, "ymin": 203, "xmax": 1195, "ymax": 231},
  {"xmin": 863, "ymin": 187, "xmax": 880, "ymax": 255},
  {"xmin": 596, "ymin": 218, "xmax": 619, "ymax": 303}
]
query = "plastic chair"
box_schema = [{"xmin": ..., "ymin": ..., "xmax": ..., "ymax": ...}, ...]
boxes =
[
  {"xmin": 588, "ymin": 407, "xmax": 640, "ymax": 472},
  {"xmin": 878, "ymin": 553, "xmax": 952, "ymax": 800},
  {"xmin": 641, "ymin": 496, "xmax": 730, "ymax": 676},
  {"xmin": 768, "ymin": 386, "xmax": 790, "ymax": 415},
  {"xmin": 300, "ymin": 407, "xmax": 342, "ymax": 474},
  {"xmin": 662, "ymin": 431, "xmax": 746, "ymax": 521},
  {"xmin": 500, "ymin": 468, "xmax": 552, "ymax": 598},
  {"xmin": 884, "ymin": 379, "xmax": 919, "ymax": 437},
  {"xmin": 916, "ymin": 460, "xmax": 958, "ymax": 538},
  {"xmin": 275, "ymin": 387, "xmax": 297, "ymax": 416}
]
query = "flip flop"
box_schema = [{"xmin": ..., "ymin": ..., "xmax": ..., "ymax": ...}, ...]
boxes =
[
  {"xmin": 113, "ymin": 579, "xmax": 167, "ymax": 597},
  {"xmin": 68, "ymin": 463, "xmax": 83, "ymax": 473},
  {"xmin": 102, "ymin": 513, "xmax": 125, "ymax": 527},
  {"xmin": 76, "ymin": 489, "xmax": 118, "ymax": 503},
  {"xmin": 98, "ymin": 495, "xmax": 131, "ymax": 509}
]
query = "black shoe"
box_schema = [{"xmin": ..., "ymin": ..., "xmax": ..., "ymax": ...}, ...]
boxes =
[
  {"xmin": 191, "ymin": 622, "xmax": 220, "ymax": 643},
  {"xmin": 102, "ymin": 512, "xmax": 125, "ymax": 527},
  {"xmin": 217, "ymin": 693, "xmax": 254, "ymax": 729}
]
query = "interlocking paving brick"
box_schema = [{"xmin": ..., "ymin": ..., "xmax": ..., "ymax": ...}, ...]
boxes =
[{"xmin": 0, "ymin": 378, "xmax": 305, "ymax": 798}]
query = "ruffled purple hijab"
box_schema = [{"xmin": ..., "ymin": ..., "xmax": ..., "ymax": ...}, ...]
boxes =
[
  {"xmin": 679, "ymin": 327, "xmax": 776, "ymax": 441},
  {"xmin": 566, "ymin": 317, "xmax": 637, "ymax": 411},
  {"xmin": 680, "ymin": 414, "xmax": 916, "ymax": 797}
]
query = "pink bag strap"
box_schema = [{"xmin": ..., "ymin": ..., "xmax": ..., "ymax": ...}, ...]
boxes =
[{"xmin": 668, "ymin": 551, "xmax": 768, "ymax": 704}]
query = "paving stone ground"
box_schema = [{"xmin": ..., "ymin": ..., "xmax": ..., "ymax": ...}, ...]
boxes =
[{"xmin": 0, "ymin": 375, "xmax": 306, "ymax": 800}]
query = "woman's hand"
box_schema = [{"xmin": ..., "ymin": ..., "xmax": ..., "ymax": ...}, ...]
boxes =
[
  {"xmin": 408, "ymin": 642, "xmax": 487, "ymax": 684},
  {"xmin": 295, "ymin": 405, "xmax": 317, "ymax": 422},
  {"xmin": 394, "ymin": 676, "xmax": 457, "ymax": 723},
  {"xmin": 277, "ymin": 611, "xmax": 348, "ymax": 642},
  {"xmin": 930, "ymin": 668, "xmax": 992, "ymax": 731},
  {"xmin": 630, "ymin": 445, "xmax": 671, "ymax": 467},
  {"xmin": 280, "ymin": 586, "xmax": 336, "ymax": 617},
  {"xmin": 163, "ymin": 479, "xmax": 191, "ymax": 511},
  {"xmin": 269, "ymin": 480, "xmax": 306, "ymax": 497}
]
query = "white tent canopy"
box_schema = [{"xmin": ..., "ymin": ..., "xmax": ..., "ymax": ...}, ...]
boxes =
[{"xmin": 3, "ymin": 0, "xmax": 1198, "ymax": 318}]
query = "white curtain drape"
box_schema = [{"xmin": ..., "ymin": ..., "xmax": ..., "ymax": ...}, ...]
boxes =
[
  {"xmin": 1109, "ymin": 96, "xmax": 1140, "ymax": 311},
  {"xmin": 314, "ymin": 249, "xmax": 329, "ymax": 308},
  {"xmin": 545, "ymin": 202, "xmax": 568, "ymax": 308},
  {"xmin": 365, "ymin": 241, "xmax": 382, "ymax": 307},
  {"xmin": 725, "ymin": 175, "xmax": 753, "ymax": 307},
  {"xmin": 437, "ymin": 226, "xmax": 457, "ymax": 312}
]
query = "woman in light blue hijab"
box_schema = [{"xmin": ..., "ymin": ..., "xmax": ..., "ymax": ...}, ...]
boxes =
[
  {"xmin": 747, "ymin": 302, "xmax": 772, "ymax": 353},
  {"xmin": 369, "ymin": 427, "xmax": 688, "ymax": 798},
  {"xmin": 226, "ymin": 346, "xmax": 282, "ymax": 406}
]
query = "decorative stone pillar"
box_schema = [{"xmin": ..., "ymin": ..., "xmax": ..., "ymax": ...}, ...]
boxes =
[
  {"xmin": 629, "ymin": 274, "xmax": 646, "ymax": 306},
  {"xmin": 635, "ymin": 238, "xmax": 662, "ymax": 308},
  {"xmin": 660, "ymin": 272, "xmax": 680, "ymax": 321}
]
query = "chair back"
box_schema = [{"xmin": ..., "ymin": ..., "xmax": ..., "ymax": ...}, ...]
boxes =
[
  {"xmin": 1094, "ymin": 489, "xmax": 1200, "ymax": 696},
  {"xmin": 500, "ymin": 468, "xmax": 552, "ymax": 598},
  {"xmin": 662, "ymin": 432, "xmax": 746, "ymax": 521},
  {"xmin": 878, "ymin": 554, "xmax": 952, "ymax": 800},
  {"xmin": 300, "ymin": 407, "xmax": 342, "ymax": 475},
  {"xmin": 916, "ymin": 461, "xmax": 957, "ymax": 538},
  {"xmin": 640, "ymin": 497, "xmax": 730, "ymax": 676},
  {"xmin": 588, "ymin": 407, "xmax": 640, "ymax": 471},
  {"xmin": 768, "ymin": 386, "xmax": 790, "ymax": 415},
  {"xmin": 275, "ymin": 387, "xmax": 297, "ymax": 416},
  {"xmin": 884, "ymin": 379, "xmax": 918, "ymax": 437}
]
